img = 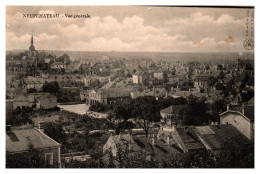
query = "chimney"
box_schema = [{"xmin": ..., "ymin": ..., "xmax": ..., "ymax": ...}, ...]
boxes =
[
  {"xmin": 38, "ymin": 121, "xmax": 45, "ymax": 133},
  {"xmin": 157, "ymin": 132, "xmax": 160, "ymax": 140},
  {"xmin": 171, "ymin": 87, "xmax": 174, "ymax": 92},
  {"xmin": 167, "ymin": 136, "xmax": 170, "ymax": 145},
  {"xmin": 171, "ymin": 105, "xmax": 174, "ymax": 114},
  {"xmin": 165, "ymin": 91, "xmax": 168, "ymax": 98},
  {"xmin": 152, "ymin": 134, "xmax": 155, "ymax": 145},
  {"xmin": 242, "ymin": 104, "xmax": 245, "ymax": 115},
  {"xmin": 6, "ymin": 125, "xmax": 11, "ymax": 132},
  {"xmin": 128, "ymin": 140, "xmax": 131, "ymax": 151},
  {"xmin": 189, "ymin": 88, "xmax": 191, "ymax": 92},
  {"xmin": 227, "ymin": 104, "xmax": 230, "ymax": 111},
  {"xmin": 172, "ymin": 125, "xmax": 176, "ymax": 132}
]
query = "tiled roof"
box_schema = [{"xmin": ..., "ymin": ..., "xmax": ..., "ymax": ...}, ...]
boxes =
[
  {"xmin": 173, "ymin": 91, "xmax": 208, "ymax": 98},
  {"xmin": 194, "ymin": 124, "xmax": 252, "ymax": 150},
  {"xmin": 194, "ymin": 75, "xmax": 210, "ymax": 81},
  {"xmin": 98, "ymin": 87, "xmax": 134, "ymax": 94},
  {"xmin": 176, "ymin": 128, "xmax": 205, "ymax": 151},
  {"xmin": 160, "ymin": 104, "xmax": 189, "ymax": 115},
  {"xmin": 247, "ymin": 97, "xmax": 254, "ymax": 105},
  {"xmin": 230, "ymin": 105, "xmax": 254, "ymax": 121},
  {"xmin": 6, "ymin": 126, "xmax": 60, "ymax": 153}
]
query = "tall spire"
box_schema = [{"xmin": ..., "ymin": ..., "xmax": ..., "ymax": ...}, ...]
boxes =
[
  {"xmin": 31, "ymin": 31, "xmax": 34, "ymax": 45},
  {"xmin": 29, "ymin": 30, "xmax": 36, "ymax": 52}
]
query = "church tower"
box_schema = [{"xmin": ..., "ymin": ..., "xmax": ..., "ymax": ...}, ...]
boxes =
[
  {"xmin": 28, "ymin": 32, "xmax": 38, "ymax": 67},
  {"xmin": 28, "ymin": 32, "xmax": 37, "ymax": 58}
]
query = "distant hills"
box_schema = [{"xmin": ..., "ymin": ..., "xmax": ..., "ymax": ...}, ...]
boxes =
[{"xmin": 6, "ymin": 50, "xmax": 254, "ymax": 63}]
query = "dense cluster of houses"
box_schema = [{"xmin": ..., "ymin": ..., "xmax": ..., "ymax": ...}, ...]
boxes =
[
  {"xmin": 13, "ymin": 93, "xmax": 57, "ymax": 110},
  {"xmin": 6, "ymin": 33, "xmax": 254, "ymax": 167},
  {"xmin": 103, "ymin": 102, "xmax": 254, "ymax": 163}
]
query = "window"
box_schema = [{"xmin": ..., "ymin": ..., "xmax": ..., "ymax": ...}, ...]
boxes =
[{"xmin": 45, "ymin": 153, "xmax": 54, "ymax": 166}]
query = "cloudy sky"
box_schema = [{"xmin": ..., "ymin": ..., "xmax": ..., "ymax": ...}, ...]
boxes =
[{"xmin": 6, "ymin": 6, "xmax": 253, "ymax": 52}]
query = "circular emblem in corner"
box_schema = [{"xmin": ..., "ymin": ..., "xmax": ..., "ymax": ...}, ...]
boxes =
[{"xmin": 243, "ymin": 38, "xmax": 254, "ymax": 50}]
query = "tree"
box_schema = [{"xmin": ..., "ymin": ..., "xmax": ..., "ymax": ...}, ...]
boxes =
[
  {"xmin": 42, "ymin": 81, "xmax": 60, "ymax": 94},
  {"xmin": 217, "ymin": 65, "xmax": 223, "ymax": 70},
  {"xmin": 244, "ymin": 64, "xmax": 253, "ymax": 71},
  {"xmin": 6, "ymin": 145, "xmax": 42, "ymax": 168},
  {"xmin": 215, "ymin": 82, "xmax": 225, "ymax": 90},
  {"xmin": 28, "ymin": 88, "xmax": 37, "ymax": 93},
  {"xmin": 89, "ymin": 102, "xmax": 108, "ymax": 113},
  {"xmin": 114, "ymin": 100, "xmax": 132, "ymax": 121},
  {"xmin": 115, "ymin": 121, "xmax": 135, "ymax": 135},
  {"xmin": 132, "ymin": 96, "xmax": 161, "ymax": 137},
  {"xmin": 184, "ymin": 96, "xmax": 208, "ymax": 126},
  {"xmin": 214, "ymin": 137, "xmax": 254, "ymax": 168},
  {"xmin": 56, "ymin": 54, "xmax": 70, "ymax": 65},
  {"xmin": 44, "ymin": 122, "xmax": 66, "ymax": 145},
  {"xmin": 157, "ymin": 96, "xmax": 187, "ymax": 110},
  {"xmin": 207, "ymin": 76, "xmax": 217, "ymax": 86},
  {"xmin": 6, "ymin": 108, "xmax": 33, "ymax": 126},
  {"xmin": 208, "ymin": 99, "xmax": 228, "ymax": 122}
]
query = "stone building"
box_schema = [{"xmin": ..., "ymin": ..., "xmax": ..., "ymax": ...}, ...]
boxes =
[{"xmin": 6, "ymin": 125, "xmax": 61, "ymax": 168}]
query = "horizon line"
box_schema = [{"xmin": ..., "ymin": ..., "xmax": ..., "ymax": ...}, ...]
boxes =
[{"xmin": 6, "ymin": 49, "xmax": 254, "ymax": 54}]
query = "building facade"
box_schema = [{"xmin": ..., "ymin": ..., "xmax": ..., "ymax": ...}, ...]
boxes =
[
  {"xmin": 87, "ymin": 88, "xmax": 132, "ymax": 105},
  {"xmin": 6, "ymin": 125, "xmax": 61, "ymax": 168}
]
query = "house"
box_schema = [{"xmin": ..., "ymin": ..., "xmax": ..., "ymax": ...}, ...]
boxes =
[
  {"xmin": 37, "ymin": 94, "xmax": 57, "ymax": 109},
  {"xmin": 172, "ymin": 89, "xmax": 207, "ymax": 99},
  {"xmin": 154, "ymin": 71, "xmax": 164, "ymax": 80},
  {"xmin": 131, "ymin": 87, "xmax": 167, "ymax": 99},
  {"xmin": 23, "ymin": 77, "xmax": 45, "ymax": 91},
  {"xmin": 132, "ymin": 71, "xmax": 142, "ymax": 84},
  {"xmin": 80, "ymin": 90, "xmax": 89, "ymax": 101},
  {"xmin": 103, "ymin": 126, "xmax": 205, "ymax": 163},
  {"xmin": 132, "ymin": 71, "xmax": 148, "ymax": 84},
  {"xmin": 13, "ymin": 93, "xmax": 57, "ymax": 110},
  {"xmin": 194, "ymin": 75, "xmax": 210, "ymax": 92},
  {"xmin": 13, "ymin": 95, "xmax": 29, "ymax": 109},
  {"xmin": 87, "ymin": 87, "xmax": 133, "ymax": 105},
  {"xmin": 194, "ymin": 124, "xmax": 252, "ymax": 155},
  {"xmin": 6, "ymin": 125, "xmax": 61, "ymax": 168},
  {"xmin": 160, "ymin": 104, "xmax": 189, "ymax": 125},
  {"xmin": 61, "ymin": 152, "xmax": 91, "ymax": 164},
  {"xmin": 51, "ymin": 62, "xmax": 66, "ymax": 69},
  {"xmin": 168, "ymin": 77, "xmax": 180, "ymax": 85},
  {"xmin": 219, "ymin": 104, "xmax": 254, "ymax": 140}
]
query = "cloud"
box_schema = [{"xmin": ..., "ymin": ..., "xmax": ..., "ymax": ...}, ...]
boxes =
[{"xmin": 6, "ymin": 10, "xmax": 248, "ymax": 52}]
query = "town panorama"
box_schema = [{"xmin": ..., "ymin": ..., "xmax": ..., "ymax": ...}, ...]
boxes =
[{"xmin": 6, "ymin": 6, "xmax": 254, "ymax": 168}]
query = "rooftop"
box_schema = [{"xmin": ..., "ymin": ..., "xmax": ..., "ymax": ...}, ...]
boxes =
[
  {"xmin": 194, "ymin": 124, "xmax": 252, "ymax": 150},
  {"xmin": 6, "ymin": 125, "xmax": 60, "ymax": 153},
  {"xmin": 160, "ymin": 104, "xmax": 189, "ymax": 116}
]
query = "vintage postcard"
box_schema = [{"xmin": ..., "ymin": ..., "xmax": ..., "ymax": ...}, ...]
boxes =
[{"xmin": 6, "ymin": 6, "xmax": 254, "ymax": 168}]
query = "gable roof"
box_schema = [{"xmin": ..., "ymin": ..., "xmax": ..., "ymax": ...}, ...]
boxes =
[
  {"xmin": 160, "ymin": 104, "xmax": 189, "ymax": 116},
  {"xmin": 220, "ymin": 105, "xmax": 254, "ymax": 122},
  {"xmin": 194, "ymin": 124, "xmax": 252, "ymax": 151},
  {"xmin": 6, "ymin": 126, "xmax": 60, "ymax": 153}
]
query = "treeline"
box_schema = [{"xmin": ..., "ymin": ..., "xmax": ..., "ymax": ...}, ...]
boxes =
[{"xmin": 89, "ymin": 96, "xmax": 227, "ymax": 136}]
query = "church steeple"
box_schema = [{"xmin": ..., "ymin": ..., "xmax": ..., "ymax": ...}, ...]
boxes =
[
  {"xmin": 31, "ymin": 31, "xmax": 34, "ymax": 46},
  {"xmin": 28, "ymin": 31, "xmax": 36, "ymax": 61},
  {"xmin": 29, "ymin": 31, "xmax": 35, "ymax": 51}
]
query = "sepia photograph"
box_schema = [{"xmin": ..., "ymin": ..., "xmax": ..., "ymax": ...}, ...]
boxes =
[{"xmin": 5, "ymin": 6, "xmax": 254, "ymax": 168}]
